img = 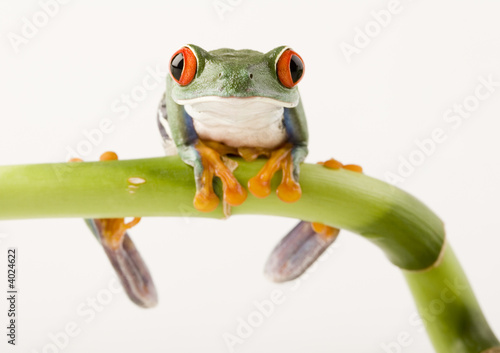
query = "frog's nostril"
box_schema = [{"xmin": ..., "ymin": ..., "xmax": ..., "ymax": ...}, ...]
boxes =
[
  {"xmin": 218, "ymin": 72, "xmax": 223, "ymax": 78},
  {"xmin": 249, "ymin": 73, "xmax": 254, "ymax": 79}
]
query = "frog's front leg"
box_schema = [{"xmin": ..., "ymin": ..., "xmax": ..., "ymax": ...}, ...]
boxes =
[
  {"xmin": 178, "ymin": 142, "xmax": 247, "ymax": 212},
  {"xmin": 163, "ymin": 90, "xmax": 248, "ymax": 213},
  {"xmin": 247, "ymin": 143, "xmax": 306, "ymax": 203},
  {"xmin": 247, "ymin": 102, "xmax": 308, "ymax": 202}
]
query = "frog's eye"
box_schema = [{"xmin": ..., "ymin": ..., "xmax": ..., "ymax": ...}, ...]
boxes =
[
  {"xmin": 170, "ymin": 47, "xmax": 197, "ymax": 86},
  {"xmin": 276, "ymin": 49, "xmax": 304, "ymax": 88}
]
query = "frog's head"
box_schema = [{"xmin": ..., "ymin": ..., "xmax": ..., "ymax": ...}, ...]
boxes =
[{"xmin": 168, "ymin": 44, "xmax": 304, "ymax": 108}]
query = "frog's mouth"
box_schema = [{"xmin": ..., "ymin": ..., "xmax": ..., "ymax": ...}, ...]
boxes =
[
  {"xmin": 174, "ymin": 96, "xmax": 296, "ymax": 124},
  {"xmin": 174, "ymin": 96, "xmax": 297, "ymax": 108}
]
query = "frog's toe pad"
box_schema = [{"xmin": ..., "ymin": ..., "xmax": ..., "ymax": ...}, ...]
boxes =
[
  {"xmin": 100, "ymin": 151, "xmax": 119, "ymax": 161},
  {"xmin": 248, "ymin": 143, "xmax": 302, "ymax": 203},
  {"xmin": 276, "ymin": 180, "xmax": 302, "ymax": 203},
  {"xmin": 264, "ymin": 221, "xmax": 339, "ymax": 283},
  {"xmin": 248, "ymin": 176, "xmax": 272, "ymax": 198},
  {"xmin": 194, "ymin": 190, "xmax": 220, "ymax": 213},
  {"xmin": 194, "ymin": 141, "xmax": 247, "ymax": 212},
  {"xmin": 343, "ymin": 164, "xmax": 363, "ymax": 173},
  {"xmin": 320, "ymin": 158, "xmax": 363, "ymax": 173}
]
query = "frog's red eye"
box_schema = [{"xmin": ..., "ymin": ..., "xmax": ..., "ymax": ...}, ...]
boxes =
[
  {"xmin": 170, "ymin": 47, "xmax": 197, "ymax": 86},
  {"xmin": 276, "ymin": 49, "xmax": 304, "ymax": 88}
]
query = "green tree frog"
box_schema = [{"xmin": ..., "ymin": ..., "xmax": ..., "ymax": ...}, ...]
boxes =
[
  {"xmin": 159, "ymin": 44, "xmax": 309, "ymax": 210},
  {"xmin": 87, "ymin": 45, "xmax": 356, "ymax": 308}
]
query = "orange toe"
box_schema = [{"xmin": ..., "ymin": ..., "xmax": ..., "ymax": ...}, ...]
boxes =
[
  {"xmin": 223, "ymin": 182, "xmax": 247, "ymax": 206},
  {"xmin": 320, "ymin": 158, "xmax": 343, "ymax": 169},
  {"xmin": 320, "ymin": 158, "xmax": 363, "ymax": 174},
  {"xmin": 248, "ymin": 175, "xmax": 272, "ymax": 198},
  {"xmin": 343, "ymin": 164, "xmax": 363, "ymax": 173},
  {"xmin": 194, "ymin": 141, "xmax": 247, "ymax": 212},
  {"xmin": 277, "ymin": 182, "xmax": 302, "ymax": 203},
  {"xmin": 311, "ymin": 222, "xmax": 338, "ymax": 238},
  {"xmin": 100, "ymin": 151, "xmax": 118, "ymax": 161},
  {"xmin": 194, "ymin": 190, "xmax": 220, "ymax": 212},
  {"xmin": 69, "ymin": 152, "xmax": 141, "ymax": 246},
  {"xmin": 248, "ymin": 143, "xmax": 302, "ymax": 203},
  {"xmin": 100, "ymin": 217, "xmax": 141, "ymax": 250},
  {"xmin": 276, "ymin": 155, "xmax": 301, "ymax": 203}
]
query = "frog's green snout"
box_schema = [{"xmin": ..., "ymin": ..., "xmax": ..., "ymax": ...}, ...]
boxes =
[{"xmin": 218, "ymin": 68, "xmax": 254, "ymax": 92}]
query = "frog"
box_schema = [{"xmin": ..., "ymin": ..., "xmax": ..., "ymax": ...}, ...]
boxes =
[
  {"xmin": 158, "ymin": 45, "xmax": 343, "ymax": 283},
  {"xmin": 84, "ymin": 45, "xmax": 361, "ymax": 308},
  {"xmin": 158, "ymin": 44, "xmax": 309, "ymax": 211}
]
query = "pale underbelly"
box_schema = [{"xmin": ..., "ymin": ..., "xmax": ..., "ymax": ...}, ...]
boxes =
[
  {"xmin": 192, "ymin": 115, "xmax": 287, "ymax": 149},
  {"xmin": 184, "ymin": 99, "xmax": 288, "ymax": 149}
]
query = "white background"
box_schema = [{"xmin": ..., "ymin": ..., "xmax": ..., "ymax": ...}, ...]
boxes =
[{"xmin": 1, "ymin": 0, "xmax": 500, "ymax": 352}]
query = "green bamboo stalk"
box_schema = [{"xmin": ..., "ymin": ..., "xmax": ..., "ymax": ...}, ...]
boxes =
[
  {"xmin": 405, "ymin": 245, "xmax": 499, "ymax": 353},
  {"xmin": 0, "ymin": 156, "xmax": 497, "ymax": 352}
]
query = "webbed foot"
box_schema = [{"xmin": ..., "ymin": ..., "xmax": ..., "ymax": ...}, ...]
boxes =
[
  {"xmin": 311, "ymin": 157, "xmax": 363, "ymax": 235},
  {"xmin": 72, "ymin": 152, "xmax": 158, "ymax": 308},
  {"xmin": 264, "ymin": 157, "xmax": 363, "ymax": 282},
  {"xmin": 248, "ymin": 143, "xmax": 302, "ymax": 203},
  {"xmin": 193, "ymin": 141, "xmax": 247, "ymax": 212}
]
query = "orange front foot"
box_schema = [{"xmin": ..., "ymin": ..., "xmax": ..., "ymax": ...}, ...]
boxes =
[
  {"xmin": 248, "ymin": 143, "xmax": 302, "ymax": 203},
  {"xmin": 193, "ymin": 141, "xmax": 247, "ymax": 212}
]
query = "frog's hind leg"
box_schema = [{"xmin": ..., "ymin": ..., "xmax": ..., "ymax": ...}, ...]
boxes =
[
  {"xmin": 265, "ymin": 157, "xmax": 363, "ymax": 282},
  {"xmin": 86, "ymin": 218, "xmax": 158, "ymax": 308},
  {"xmin": 264, "ymin": 221, "xmax": 339, "ymax": 282},
  {"xmin": 72, "ymin": 152, "xmax": 157, "ymax": 308}
]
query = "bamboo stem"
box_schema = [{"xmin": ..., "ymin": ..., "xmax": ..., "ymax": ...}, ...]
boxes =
[
  {"xmin": 404, "ymin": 244, "xmax": 499, "ymax": 353},
  {"xmin": 0, "ymin": 156, "xmax": 497, "ymax": 352}
]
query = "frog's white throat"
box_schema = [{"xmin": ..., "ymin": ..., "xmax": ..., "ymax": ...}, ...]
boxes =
[{"xmin": 176, "ymin": 96, "xmax": 295, "ymax": 149}]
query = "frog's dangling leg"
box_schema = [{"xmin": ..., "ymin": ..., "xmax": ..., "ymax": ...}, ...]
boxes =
[
  {"xmin": 248, "ymin": 143, "xmax": 302, "ymax": 203},
  {"xmin": 264, "ymin": 158, "xmax": 363, "ymax": 282},
  {"xmin": 306, "ymin": 158, "xmax": 363, "ymax": 242},
  {"xmin": 87, "ymin": 218, "xmax": 157, "ymax": 308},
  {"xmin": 264, "ymin": 221, "xmax": 340, "ymax": 282},
  {"xmin": 193, "ymin": 141, "xmax": 247, "ymax": 212},
  {"xmin": 71, "ymin": 152, "xmax": 158, "ymax": 308}
]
